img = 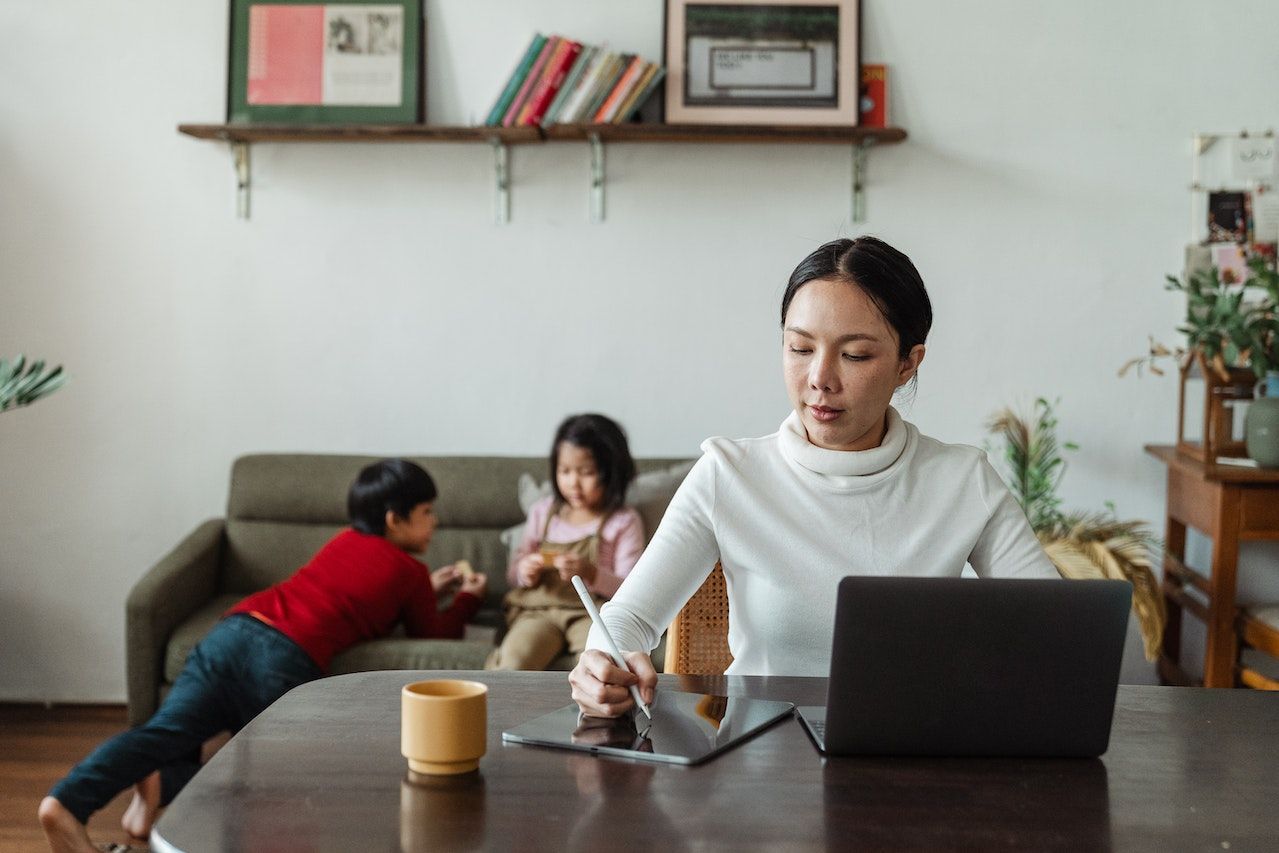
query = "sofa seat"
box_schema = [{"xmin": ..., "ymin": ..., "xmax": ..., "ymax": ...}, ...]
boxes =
[{"xmin": 163, "ymin": 596, "xmax": 589, "ymax": 687}]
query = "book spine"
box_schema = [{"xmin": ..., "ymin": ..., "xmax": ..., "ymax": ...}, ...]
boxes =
[
  {"xmin": 859, "ymin": 64, "xmax": 887, "ymax": 128},
  {"xmin": 542, "ymin": 45, "xmax": 595, "ymax": 127},
  {"xmin": 594, "ymin": 56, "xmax": 646, "ymax": 124},
  {"xmin": 580, "ymin": 54, "xmax": 629, "ymax": 124},
  {"xmin": 502, "ymin": 36, "xmax": 559, "ymax": 128},
  {"xmin": 515, "ymin": 38, "xmax": 567, "ymax": 125},
  {"xmin": 617, "ymin": 66, "xmax": 665, "ymax": 124},
  {"xmin": 559, "ymin": 50, "xmax": 611, "ymax": 124},
  {"xmin": 522, "ymin": 40, "xmax": 582, "ymax": 126},
  {"xmin": 612, "ymin": 63, "xmax": 661, "ymax": 125},
  {"xmin": 484, "ymin": 33, "xmax": 545, "ymax": 127}
]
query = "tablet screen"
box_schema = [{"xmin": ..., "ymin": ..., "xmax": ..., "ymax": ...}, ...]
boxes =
[{"xmin": 501, "ymin": 690, "xmax": 794, "ymax": 765}]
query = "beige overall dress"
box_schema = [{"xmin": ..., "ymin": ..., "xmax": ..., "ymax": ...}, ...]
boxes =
[{"xmin": 485, "ymin": 506, "xmax": 610, "ymax": 671}]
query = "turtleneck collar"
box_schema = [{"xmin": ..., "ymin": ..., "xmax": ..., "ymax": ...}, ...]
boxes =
[{"xmin": 778, "ymin": 407, "xmax": 909, "ymax": 479}]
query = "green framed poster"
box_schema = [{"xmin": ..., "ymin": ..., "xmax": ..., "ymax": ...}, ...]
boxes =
[{"xmin": 227, "ymin": 0, "xmax": 423, "ymax": 124}]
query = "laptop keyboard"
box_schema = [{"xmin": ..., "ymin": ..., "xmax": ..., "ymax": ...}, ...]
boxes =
[{"xmin": 809, "ymin": 718, "xmax": 826, "ymax": 738}]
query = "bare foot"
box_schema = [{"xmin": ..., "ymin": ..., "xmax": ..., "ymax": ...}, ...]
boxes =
[
  {"xmin": 37, "ymin": 796, "xmax": 96, "ymax": 853},
  {"xmin": 120, "ymin": 770, "xmax": 161, "ymax": 838}
]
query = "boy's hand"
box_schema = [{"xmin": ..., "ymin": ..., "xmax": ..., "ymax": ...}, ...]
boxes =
[
  {"xmin": 516, "ymin": 553, "xmax": 545, "ymax": 588},
  {"xmin": 554, "ymin": 553, "xmax": 595, "ymax": 584},
  {"xmin": 459, "ymin": 571, "xmax": 487, "ymax": 598},
  {"xmin": 430, "ymin": 565, "xmax": 461, "ymax": 594}
]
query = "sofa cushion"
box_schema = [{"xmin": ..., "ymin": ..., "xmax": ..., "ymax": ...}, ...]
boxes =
[
  {"xmin": 223, "ymin": 520, "xmax": 346, "ymax": 593},
  {"xmin": 228, "ymin": 454, "xmax": 551, "ymax": 528},
  {"xmin": 164, "ymin": 598, "xmax": 664, "ymax": 686},
  {"xmin": 165, "ymin": 596, "xmax": 504, "ymax": 684},
  {"xmin": 330, "ymin": 638, "xmax": 493, "ymax": 673},
  {"xmin": 165, "ymin": 594, "xmax": 244, "ymax": 684}
]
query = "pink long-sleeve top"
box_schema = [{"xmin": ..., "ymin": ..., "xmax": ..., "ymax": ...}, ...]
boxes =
[{"xmin": 507, "ymin": 496, "xmax": 646, "ymax": 598}]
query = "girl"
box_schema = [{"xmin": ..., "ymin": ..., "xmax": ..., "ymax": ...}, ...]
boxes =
[
  {"xmin": 569, "ymin": 236, "xmax": 1060, "ymax": 717},
  {"xmin": 487, "ymin": 414, "xmax": 645, "ymax": 671}
]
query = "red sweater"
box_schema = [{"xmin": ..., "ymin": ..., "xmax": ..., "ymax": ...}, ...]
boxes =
[{"xmin": 227, "ymin": 528, "xmax": 481, "ymax": 671}]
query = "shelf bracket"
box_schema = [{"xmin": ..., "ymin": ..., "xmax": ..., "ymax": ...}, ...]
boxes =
[
  {"xmin": 232, "ymin": 142, "xmax": 251, "ymax": 220},
  {"xmin": 851, "ymin": 141, "xmax": 871, "ymax": 223},
  {"xmin": 589, "ymin": 133, "xmax": 605, "ymax": 224},
  {"xmin": 490, "ymin": 138, "xmax": 510, "ymax": 225}
]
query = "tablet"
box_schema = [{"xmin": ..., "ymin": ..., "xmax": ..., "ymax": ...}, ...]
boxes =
[{"xmin": 501, "ymin": 690, "xmax": 794, "ymax": 766}]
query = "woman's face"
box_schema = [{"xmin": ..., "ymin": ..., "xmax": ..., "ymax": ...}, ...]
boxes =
[{"xmin": 782, "ymin": 278, "xmax": 925, "ymax": 452}]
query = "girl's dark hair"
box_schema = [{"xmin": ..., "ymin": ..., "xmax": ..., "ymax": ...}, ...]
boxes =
[
  {"xmin": 780, "ymin": 236, "xmax": 933, "ymax": 359},
  {"xmin": 347, "ymin": 458, "xmax": 437, "ymax": 535},
  {"xmin": 549, "ymin": 413, "xmax": 636, "ymax": 514}
]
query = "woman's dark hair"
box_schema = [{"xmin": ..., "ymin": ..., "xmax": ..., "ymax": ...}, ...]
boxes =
[
  {"xmin": 549, "ymin": 413, "xmax": 636, "ymax": 513},
  {"xmin": 780, "ymin": 236, "xmax": 933, "ymax": 359},
  {"xmin": 347, "ymin": 458, "xmax": 438, "ymax": 535}
]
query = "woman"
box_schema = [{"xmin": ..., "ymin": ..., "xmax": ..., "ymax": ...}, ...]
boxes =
[{"xmin": 569, "ymin": 236, "xmax": 1057, "ymax": 717}]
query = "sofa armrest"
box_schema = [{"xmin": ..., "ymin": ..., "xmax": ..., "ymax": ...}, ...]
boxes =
[{"xmin": 125, "ymin": 519, "xmax": 225, "ymax": 726}]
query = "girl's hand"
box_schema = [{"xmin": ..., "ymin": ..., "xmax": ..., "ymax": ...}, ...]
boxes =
[
  {"xmin": 516, "ymin": 553, "xmax": 545, "ymax": 588},
  {"xmin": 430, "ymin": 565, "xmax": 461, "ymax": 594},
  {"xmin": 554, "ymin": 553, "xmax": 595, "ymax": 584},
  {"xmin": 459, "ymin": 571, "xmax": 488, "ymax": 598},
  {"xmin": 569, "ymin": 649, "xmax": 657, "ymax": 718}
]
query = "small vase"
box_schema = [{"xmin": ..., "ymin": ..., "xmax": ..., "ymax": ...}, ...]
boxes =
[{"xmin": 1246, "ymin": 371, "xmax": 1279, "ymax": 468}]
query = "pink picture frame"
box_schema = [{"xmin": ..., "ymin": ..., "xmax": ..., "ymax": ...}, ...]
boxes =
[{"xmin": 664, "ymin": 0, "xmax": 860, "ymax": 126}]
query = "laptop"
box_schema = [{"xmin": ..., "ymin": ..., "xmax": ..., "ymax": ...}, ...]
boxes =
[{"xmin": 796, "ymin": 576, "xmax": 1131, "ymax": 758}]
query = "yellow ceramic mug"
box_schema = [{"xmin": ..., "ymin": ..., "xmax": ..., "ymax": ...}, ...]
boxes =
[{"xmin": 400, "ymin": 680, "xmax": 488, "ymax": 775}]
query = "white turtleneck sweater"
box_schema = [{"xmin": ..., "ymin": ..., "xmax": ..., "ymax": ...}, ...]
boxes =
[{"xmin": 587, "ymin": 409, "xmax": 1058, "ymax": 677}]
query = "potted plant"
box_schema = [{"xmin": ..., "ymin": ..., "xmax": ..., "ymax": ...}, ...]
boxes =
[
  {"xmin": 1121, "ymin": 257, "xmax": 1279, "ymax": 463},
  {"xmin": 0, "ymin": 354, "xmax": 67, "ymax": 412},
  {"xmin": 987, "ymin": 398, "xmax": 1165, "ymax": 661},
  {"xmin": 1121, "ymin": 258, "xmax": 1278, "ymax": 379}
]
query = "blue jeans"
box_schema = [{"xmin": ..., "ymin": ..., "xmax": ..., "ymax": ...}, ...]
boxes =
[{"xmin": 51, "ymin": 614, "xmax": 322, "ymax": 824}]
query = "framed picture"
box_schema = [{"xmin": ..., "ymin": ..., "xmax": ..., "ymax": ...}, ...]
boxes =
[
  {"xmin": 664, "ymin": 0, "xmax": 860, "ymax": 126},
  {"xmin": 227, "ymin": 0, "xmax": 423, "ymax": 124}
]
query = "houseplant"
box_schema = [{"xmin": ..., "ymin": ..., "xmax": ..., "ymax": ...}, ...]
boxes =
[
  {"xmin": 987, "ymin": 398, "xmax": 1165, "ymax": 661},
  {"xmin": 1120, "ymin": 257, "xmax": 1278, "ymax": 382},
  {"xmin": 0, "ymin": 354, "xmax": 67, "ymax": 412},
  {"xmin": 1121, "ymin": 257, "xmax": 1279, "ymax": 463}
]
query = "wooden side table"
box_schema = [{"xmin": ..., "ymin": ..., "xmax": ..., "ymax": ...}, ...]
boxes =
[{"xmin": 1145, "ymin": 445, "xmax": 1279, "ymax": 687}]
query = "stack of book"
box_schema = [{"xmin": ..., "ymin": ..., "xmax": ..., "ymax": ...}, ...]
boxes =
[{"xmin": 483, "ymin": 34, "xmax": 665, "ymax": 128}]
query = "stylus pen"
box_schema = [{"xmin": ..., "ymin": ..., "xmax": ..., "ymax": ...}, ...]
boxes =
[{"xmin": 571, "ymin": 575, "xmax": 653, "ymax": 720}]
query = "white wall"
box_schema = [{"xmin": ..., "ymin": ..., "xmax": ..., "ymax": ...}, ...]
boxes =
[{"xmin": 3, "ymin": 0, "xmax": 1278, "ymax": 701}]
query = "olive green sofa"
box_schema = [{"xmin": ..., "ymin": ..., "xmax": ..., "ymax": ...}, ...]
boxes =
[{"xmin": 125, "ymin": 453, "xmax": 691, "ymax": 726}]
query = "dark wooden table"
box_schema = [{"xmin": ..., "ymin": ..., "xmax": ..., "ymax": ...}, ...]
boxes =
[
  {"xmin": 1144, "ymin": 445, "xmax": 1279, "ymax": 687},
  {"xmin": 151, "ymin": 671, "xmax": 1278, "ymax": 852}
]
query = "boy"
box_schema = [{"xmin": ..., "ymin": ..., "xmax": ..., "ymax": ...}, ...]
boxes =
[{"xmin": 39, "ymin": 458, "xmax": 487, "ymax": 853}]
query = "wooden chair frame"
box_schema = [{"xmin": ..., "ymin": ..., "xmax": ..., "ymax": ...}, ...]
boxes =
[{"xmin": 1236, "ymin": 608, "xmax": 1279, "ymax": 690}]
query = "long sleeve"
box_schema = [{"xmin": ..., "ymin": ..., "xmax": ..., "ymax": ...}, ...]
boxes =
[
  {"xmin": 507, "ymin": 499, "xmax": 553, "ymax": 588},
  {"xmin": 400, "ymin": 568, "xmax": 482, "ymax": 639},
  {"xmin": 588, "ymin": 508, "xmax": 646, "ymax": 599},
  {"xmin": 968, "ymin": 458, "xmax": 1059, "ymax": 579},
  {"xmin": 590, "ymin": 448, "xmax": 721, "ymax": 657}
]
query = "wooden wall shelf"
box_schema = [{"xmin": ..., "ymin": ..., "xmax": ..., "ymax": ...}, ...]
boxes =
[
  {"xmin": 177, "ymin": 123, "xmax": 543, "ymax": 144},
  {"xmin": 177, "ymin": 122, "xmax": 908, "ymax": 222}
]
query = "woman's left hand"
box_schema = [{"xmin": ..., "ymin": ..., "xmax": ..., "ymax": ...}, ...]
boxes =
[
  {"xmin": 554, "ymin": 553, "xmax": 595, "ymax": 584},
  {"xmin": 430, "ymin": 564, "xmax": 461, "ymax": 594}
]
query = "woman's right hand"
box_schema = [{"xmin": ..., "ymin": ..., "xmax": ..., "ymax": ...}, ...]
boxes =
[
  {"xmin": 516, "ymin": 552, "xmax": 545, "ymax": 588},
  {"xmin": 569, "ymin": 649, "xmax": 657, "ymax": 718}
]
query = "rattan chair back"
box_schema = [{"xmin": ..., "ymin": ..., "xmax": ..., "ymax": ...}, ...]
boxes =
[{"xmin": 663, "ymin": 564, "xmax": 733, "ymax": 675}]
